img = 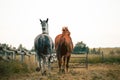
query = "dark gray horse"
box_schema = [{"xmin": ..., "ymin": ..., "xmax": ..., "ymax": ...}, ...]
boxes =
[{"xmin": 34, "ymin": 18, "xmax": 54, "ymax": 75}]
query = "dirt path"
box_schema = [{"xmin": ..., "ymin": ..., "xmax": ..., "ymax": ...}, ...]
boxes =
[{"xmin": 8, "ymin": 63, "xmax": 120, "ymax": 80}]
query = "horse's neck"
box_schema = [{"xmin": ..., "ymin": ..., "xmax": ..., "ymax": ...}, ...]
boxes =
[
  {"xmin": 42, "ymin": 26, "xmax": 49, "ymax": 35},
  {"xmin": 42, "ymin": 29, "xmax": 49, "ymax": 34},
  {"xmin": 62, "ymin": 33, "xmax": 70, "ymax": 37},
  {"xmin": 42, "ymin": 32, "xmax": 49, "ymax": 35},
  {"xmin": 62, "ymin": 31, "xmax": 70, "ymax": 36},
  {"xmin": 42, "ymin": 30, "xmax": 49, "ymax": 35},
  {"xmin": 46, "ymin": 26, "xmax": 49, "ymax": 34}
]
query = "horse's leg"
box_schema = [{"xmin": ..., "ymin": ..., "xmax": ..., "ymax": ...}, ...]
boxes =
[
  {"xmin": 57, "ymin": 55, "xmax": 62, "ymax": 73},
  {"xmin": 42, "ymin": 55, "xmax": 51, "ymax": 76},
  {"xmin": 42, "ymin": 56, "xmax": 47, "ymax": 76},
  {"xmin": 66, "ymin": 54, "xmax": 70, "ymax": 72},
  {"xmin": 47, "ymin": 55, "xmax": 51, "ymax": 75},
  {"xmin": 36, "ymin": 53, "xmax": 41, "ymax": 72},
  {"xmin": 37, "ymin": 55, "xmax": 43, "ymax": 73},
  {"xmin": 37, "ymin": 55, "xmax": 45, "ymax": 75},
  {"xmin": 39, "ymin": 57, "xmax": 44, "ymax": 75},
  {"xmin": 62, "ymin": 56, "xmax": 66, "ymax": 73}
]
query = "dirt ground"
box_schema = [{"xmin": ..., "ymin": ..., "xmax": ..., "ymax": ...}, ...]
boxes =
[{"xmin": 8, "ymin": 63, "xmax": 120, "ymax": 80}]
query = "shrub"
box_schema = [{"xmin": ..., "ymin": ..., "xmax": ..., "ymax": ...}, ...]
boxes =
[{"xmin": 0, "ymin": 60, "xmax": 31, "ymax": 78}]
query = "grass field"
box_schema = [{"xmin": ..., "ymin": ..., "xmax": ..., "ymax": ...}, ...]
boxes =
[{"xmin": 0, "ymin": 47, "xmax": 120, "ymax": 80}]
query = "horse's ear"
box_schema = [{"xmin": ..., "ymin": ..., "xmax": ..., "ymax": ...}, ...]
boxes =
[
  {"xmin": 46, "ymin": 18, "xmax": 49, "ymax": 22},
  {"xmin": 40, "ymin": 19, "xmax": 42, "ymax": 23}
]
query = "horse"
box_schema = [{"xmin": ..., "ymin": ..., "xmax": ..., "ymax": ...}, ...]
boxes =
[
  {"xmin": 34, "ymin": 18, "xmax": 54, "ymax": 75},
  {"xmin": 55, "ymin": 27, "xmax": 73, "ymax": 73}
]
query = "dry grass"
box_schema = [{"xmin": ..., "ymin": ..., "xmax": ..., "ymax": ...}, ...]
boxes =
[
  {"xmin": 6, "ymin": 53, "xmax": 120, "ymax": 80},
  {"xmin": 7, "ymin": 63, "xmax": 120, "ymax": 80},
  {"xmin": 1, "ymin": 47, "xmax": 120, "ymax": 80}
]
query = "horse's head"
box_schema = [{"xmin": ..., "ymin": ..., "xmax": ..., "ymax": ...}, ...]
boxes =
[
  {"xmin": 40, "ymin": 18, "xmax": 49, "ymax": 34},
  {"xmin": 62, "ymin": 26, "xmax": 70, "ymax": 36}
]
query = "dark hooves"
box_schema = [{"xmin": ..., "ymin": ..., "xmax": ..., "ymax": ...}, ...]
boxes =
[
  {"xmin": 62, "ymin": 69, "xmax": 65, "ymax": 73},
  {"xmin": 36, "ymin": 67, "xmax": 41, "ymax": 72},
  {"xmin": 42, "ymin": 71, "xmax": 47, "ymax": 76},
  {"xmin": 58, "ymin": 69, "xmax": 65, "ymax": 74}
]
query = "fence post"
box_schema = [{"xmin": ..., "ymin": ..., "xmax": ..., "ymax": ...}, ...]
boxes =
[
  {"xmin": 10, "ymin": 52, "xmax": 13, "ymax": 60},
  {"xmin": 20, "ymin": 53, "xmax": 25, "ymax": 63},
  {"xmin": 5, "ymin": 52, "xmax": 7, "ymax": 60},
  {"xmin": 13, "ymin": 52, "xmax": 16, "ymax": 60},
  {"xmin": 101, "ymin": 51, "xmax": 104, "ymax": 63},
  {"xmin": 86, "ymin": 52, "xmax": 88, "ymax": 69},
  {"xmin": 35, "ymin": 54, "xmax": 38, "ymax": 63}
]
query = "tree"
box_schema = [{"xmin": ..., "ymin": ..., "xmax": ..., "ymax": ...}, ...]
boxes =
[{"xmin": 73, "ymin": 41, "xmax": 89, "ymax": 54}]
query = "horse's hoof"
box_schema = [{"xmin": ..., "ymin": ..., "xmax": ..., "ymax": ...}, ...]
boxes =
[
  {"xmin": 62, "ymin": 69, "xmax": 65, "ymax": 74},
  {"xmin": 42, "ymin": 71, "xmax": 47, "ymax": 76},
  {"xmin": 36, "ymin": 67, "xmax": 40, "ymax": 72},
  {"xmin": 47, "ymin": 73, "xmax": 51, "ymax": 76},
  {"xmin": 58, "ymin": 71, "xmax": 62, "ymax": 75},
  {"xmin": 51, "ymin": 67, "xmax": 53, "ymax": 70}
]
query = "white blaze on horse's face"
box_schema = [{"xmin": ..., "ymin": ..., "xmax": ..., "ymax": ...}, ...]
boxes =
[{"xmin": 40, "ymin": 18, "xmax": 49, "ymax": 34}]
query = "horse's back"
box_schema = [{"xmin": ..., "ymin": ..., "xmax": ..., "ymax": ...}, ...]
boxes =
[
  {"xmin": 63, "ymin": 35, "xmax": 73, "ymax": 52},
  {"xmin": 55, "ymin": 34, "xmax": 73, "ymax": 53},
  {"xmin": 34, "ymin": 34, "xmax": 54, "ymax": 54}
]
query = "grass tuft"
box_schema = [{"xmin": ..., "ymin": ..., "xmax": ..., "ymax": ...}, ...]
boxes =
[{"xmin": 0, "ymin": 59, "xmax": 33, "ymax": 79}]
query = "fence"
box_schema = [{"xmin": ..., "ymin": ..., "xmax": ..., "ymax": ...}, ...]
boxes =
[
  {"xmin": 50, "ymin": 52, "xmax": 89, "ymax": 69},
  {"xmin": 70, "ymin": 53, "xmax": 88, "ymax": 69},
  {"xmin": 2, "ymin": 51, "xmax": 89, "ymax": 69},
  {"xmin": 0, "ymin": 49, "xmax": 37, "ymax": 63}
]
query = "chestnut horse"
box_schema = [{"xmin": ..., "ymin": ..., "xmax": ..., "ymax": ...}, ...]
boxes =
[{"xmin": 55, "ymin": 27, "xmax": 73, "ymax": 73}]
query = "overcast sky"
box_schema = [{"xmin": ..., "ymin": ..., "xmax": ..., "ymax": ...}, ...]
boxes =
[{"xmin": 0, "ymin": 0, "xmax": 120, "ymax": 49}]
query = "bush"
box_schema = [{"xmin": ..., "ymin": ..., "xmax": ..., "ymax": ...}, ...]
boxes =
[{"xmin": 0, "ymin": 60, "xmax": 30, "ymax": 78}]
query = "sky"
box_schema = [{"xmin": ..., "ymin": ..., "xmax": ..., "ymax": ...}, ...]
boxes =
[{"xmin": 0, "ymin": 0, "xmax": 120, "ymax": 50}]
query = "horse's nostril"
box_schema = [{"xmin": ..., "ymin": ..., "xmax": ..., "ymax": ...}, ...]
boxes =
[{"xmin": 42, "ymin": 28, "xmax": 45, "ymax": 30}]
